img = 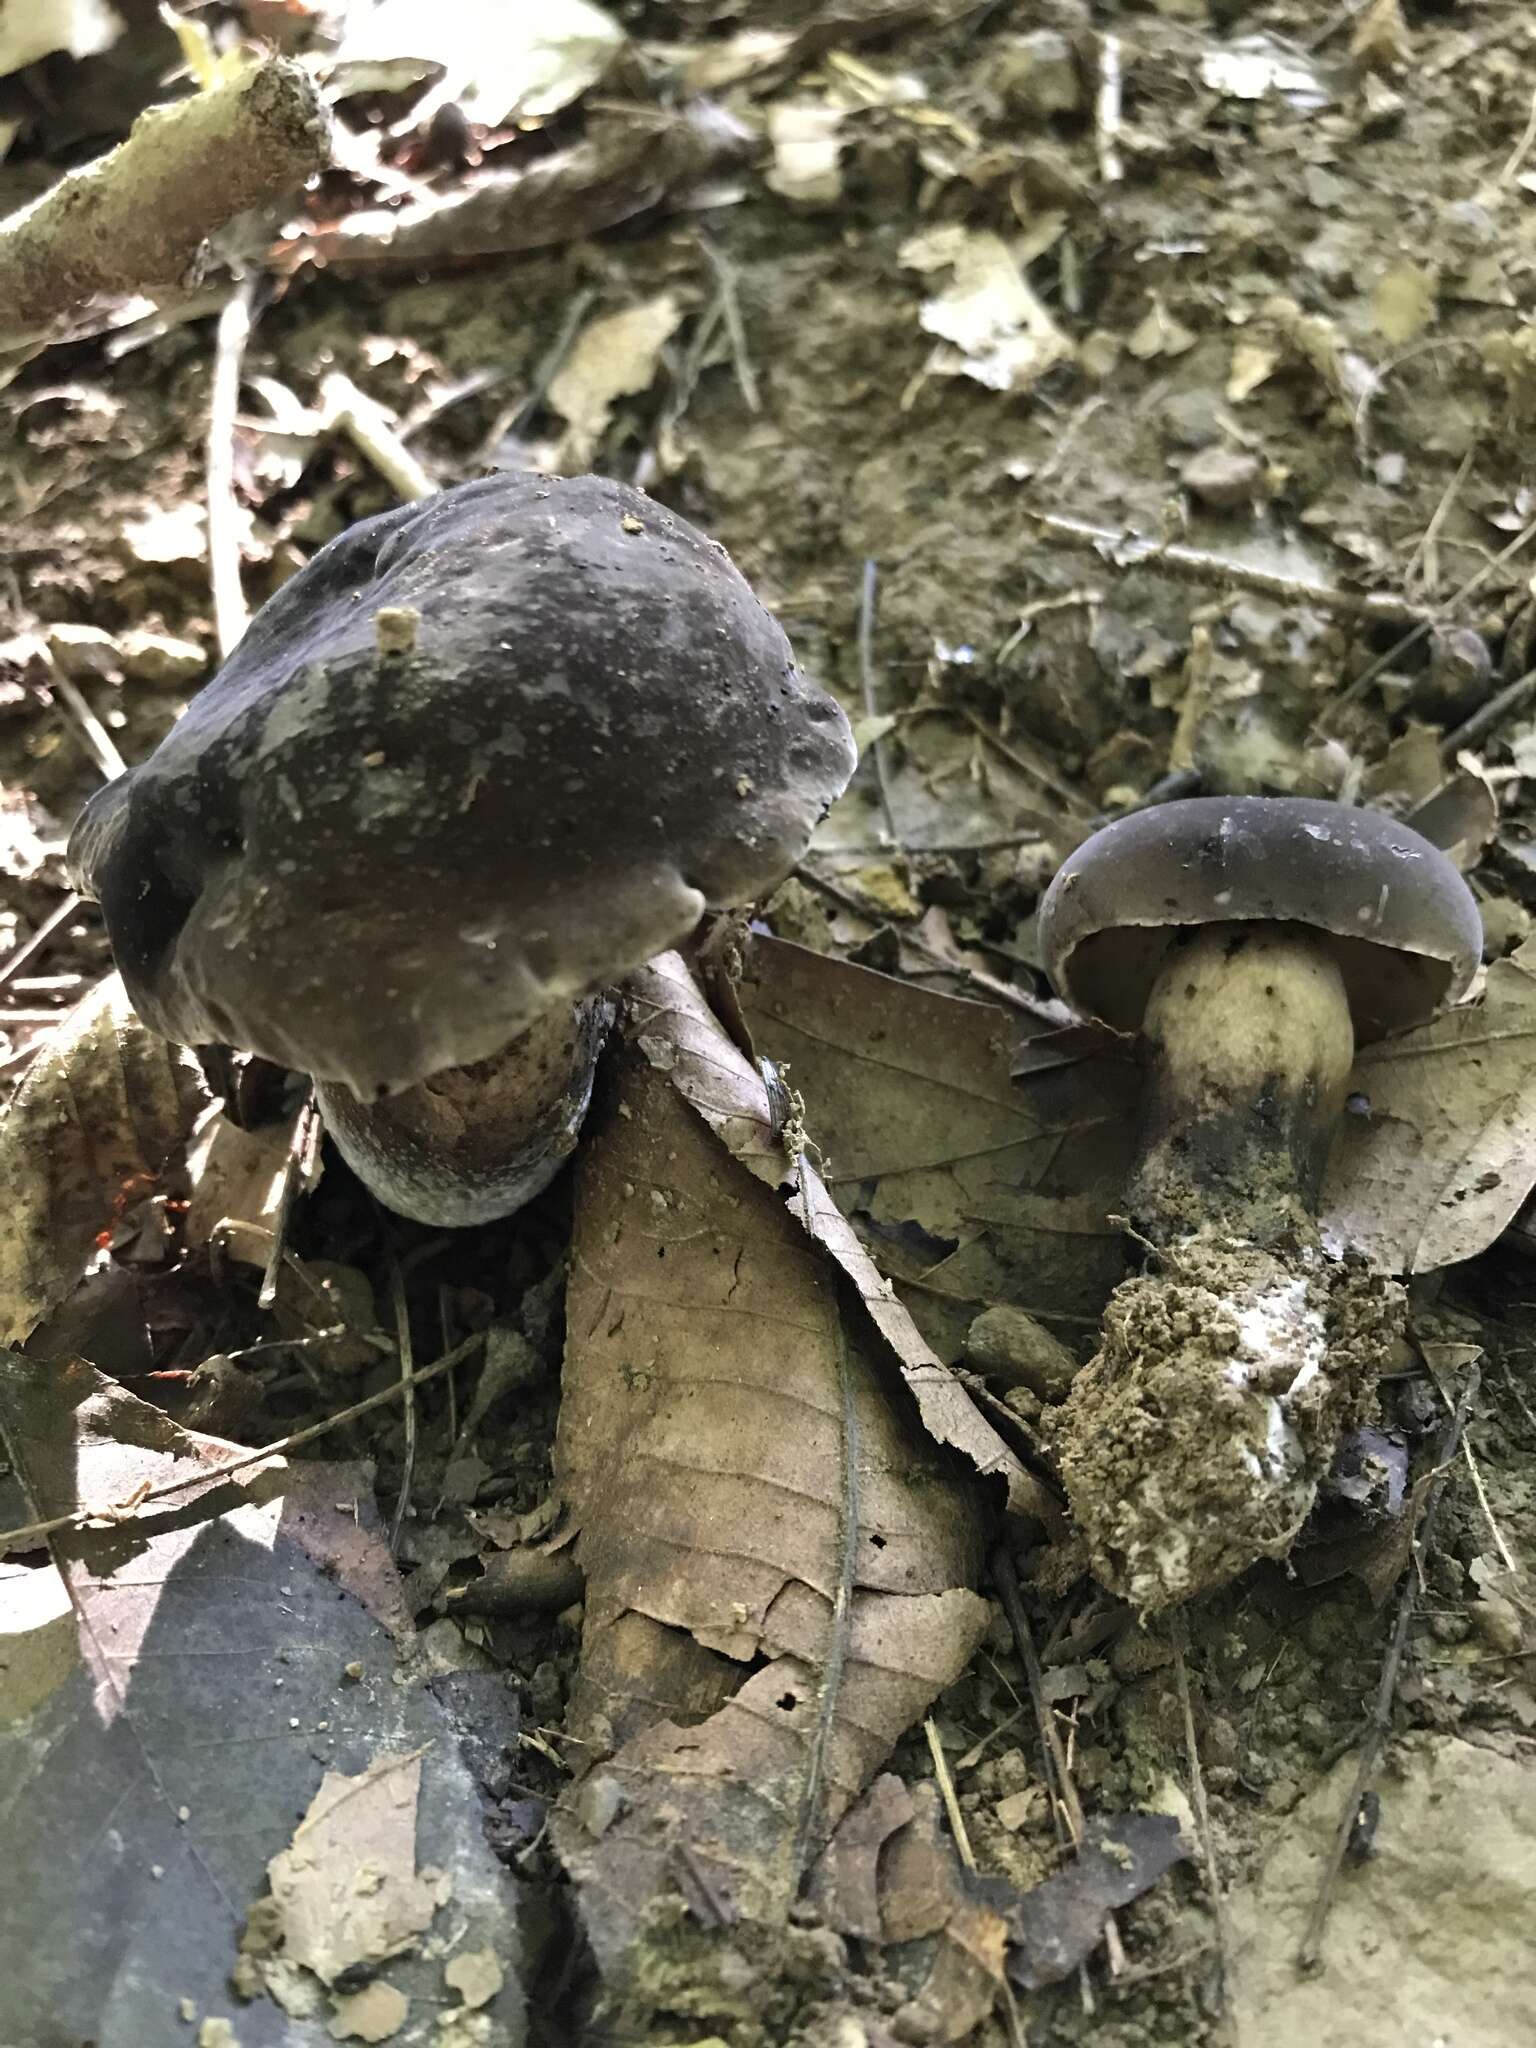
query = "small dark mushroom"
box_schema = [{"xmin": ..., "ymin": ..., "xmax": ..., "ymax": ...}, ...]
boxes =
[
  {"xmin": 69, "ymin": 473, "xmax": 855, "ymax": 1223},
  {"xmin": 1036, "ymin": 796, "xmax": 1480, "ymax": 1610}
]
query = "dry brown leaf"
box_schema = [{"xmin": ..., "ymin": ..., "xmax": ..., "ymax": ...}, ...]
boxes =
[
  {"xmin": 628, "ymin": 951, "xmax": 1058, "ymax": 1519},
  {"xmin": 879, "ymin": 1784, "xmax": 1012, "ymax": 2041},
  {"xmin": 553, "ymin": 975, "xmax": 993, "ymax": 1969},
  {"xmin": 1321, "ymin": 941, "xmax": 1536, "ymax": 1271},
  {"xmin": 737, "ymin": 935, "xmax": 1130, "ymax": 1356},
  {"xmin": 739, "ymin": 929, "xmax": 1536, "ymax": 1286},
  {"xmin": 0, "ymin": 974, "xmax": 209, "ymax": 1348}
]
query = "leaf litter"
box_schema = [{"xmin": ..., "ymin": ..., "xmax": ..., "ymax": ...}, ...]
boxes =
[{"xmin": 5, "ymin": 0, "xmax": 1536, "ymax": 2039}]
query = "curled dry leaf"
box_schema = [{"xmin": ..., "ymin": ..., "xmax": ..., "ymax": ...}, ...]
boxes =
[
  {"xmin": 628, "ymin": 951, "xmax": 1058, "ymax": 1520},
  {"xmin": 552, "ymin": 959, "xmax": 996, "ymax": 1973},
  {"xmin": 0, "ymin": 973, "xmax": 210, "ymax": 1348},
  {"xmin": 304, "ymin": 101, "xmax": 750, "ymax": 269}
]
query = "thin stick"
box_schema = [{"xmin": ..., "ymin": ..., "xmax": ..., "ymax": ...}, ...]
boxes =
[
  {"xmin": 994, "ymin": 1547, "xmax": 1115, "ymax": 2003},
  {"xmin": 924, "ymin": 1716, "xmax": 977, "ymax": 1871},
  {"xmin": 0, "ymin": 893, "xmax": 83, "ymax": 993},
  {"xmin": 696, "ymin": 231, "xmax": 761, "ymax": 414},
  {"xmin": 958, "ymin": 708, "xmax": 1089, "ymax": 814},
  {"xmin": 257, "ymin": 1089, "xmax": 321, "ymax": 1311},
  {"xmin": 1172, "ymin": 1640, "xmax": 1229, "ymax": 2008},
  {"xmin": 388, "ymin": 1258, "xmax": 418, "ymax": 1553},
  {"xmin": 1439, "ymin": 662, "xmax": 1536, "ymax": 760},
  {"xmin": 1296, "ymin": 1365, "xmax": 1480, "ymax": 1969},
  {"xmin": 1460, "ymin": 1436, "xmax": 1520, "ymax": 1574},
  {"xmin": 993, "ymin": 1547, "xmax": 1085, "ymax": 1840},
  {"xmin": 1403, "ymin": 446, "xmax": 1473, "ymax": 594},
  {"xmin": 207, "ymin": 272, "xmax": 256, "ymax": 657},
  {"xmin": 319, "ymin": 371, "xmax": 435, "ymax": 502},
  {"xmin": 1095, "ymin": 34, "xmax": 1124, "ymax": 185},
  {"xmin": 41, "ymin": 657, "xmax": 126, "ymax": 781},
  {"xmin": 857, "ymin": 559, "xmax": 901, "ymax": 850},
  {"xmin": 792, "ymin": 1309, "xmax": 861, "ymax": 1874},
  {"xmin": 1498, "ymin": 86, "xmax": 1536, "ymax": 186},
  {"xmin": 1031, "ymin": 509, "xmax": 1448, "ymax": 629},
  {"xmin": 0, "ymin": 1330, "xmax": 485, "ymax": 1554},
  {"xmin": 506, "ymin": 287, "xmax": 597, "ymax": 438}
]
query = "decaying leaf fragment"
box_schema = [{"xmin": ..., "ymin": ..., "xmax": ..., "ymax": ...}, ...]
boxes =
[
  {"xmin": 546, "ymin": 293, "xmax": 685, "ymax": 466},
  {"xmin": 552, "ymin": 957, "xmax": 998, "ymax": 1976},
  {"xmin": 629, "ymin": 951, "xmax": 1058, "ymax": 1520},
  {"xmin": 739, "ymin": 936, "xmax": 1132, "ymax": 1355},
  {"xmin": 900, "ymin": 224, "xmax": 1074, "ymax": 394},
  {"xmin": 266, "ymin": 1751, "xmax": 450, "ymax": 1987},
  {"xmin": 0, "ymin": 974, "xmax": 210, "ymax": 1348},
  {"xmin": 0, "ymin": 1350, "xmax": 518, "ymax": 2041}
]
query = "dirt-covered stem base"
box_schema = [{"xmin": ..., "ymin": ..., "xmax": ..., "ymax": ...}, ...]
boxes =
[{"xmin": 1051, "ymin": 1240, "xmax": 1403, "ymax": 1612}]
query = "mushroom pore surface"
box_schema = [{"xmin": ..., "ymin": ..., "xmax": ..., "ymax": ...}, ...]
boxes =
[{"xmin": 68, "ymin": 472, "xmax": 857, "ymax": 1095}]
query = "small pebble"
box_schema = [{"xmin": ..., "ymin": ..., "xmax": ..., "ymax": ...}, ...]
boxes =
[
  {"xmin": 119, "ymin": 629, "xmax": 206, "ymax": 686},
  {"xmin": 996, "ymin": 30, "xmax": 1082, "ymax": 115},
  {"xmin": 1180, "ymin": 444, "xmax": 1263, "ymax": 510},
  {"xmin": 46, "ymin": 622, "xmax": 119, "ymax": 679},
  {"xmin": 966, "ymin": 1304, "xmax": 1080, "ymax": 1399}
]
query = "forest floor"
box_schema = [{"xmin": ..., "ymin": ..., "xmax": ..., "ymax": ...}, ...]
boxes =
[{"xmin": 1, "ymin": 3, "xmax": 1535, "ymax": 2046}]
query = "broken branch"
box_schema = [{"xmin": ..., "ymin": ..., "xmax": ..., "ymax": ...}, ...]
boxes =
[{"xmin": 0, "ymin": 59, "xmax": 328, "ymax": 353}]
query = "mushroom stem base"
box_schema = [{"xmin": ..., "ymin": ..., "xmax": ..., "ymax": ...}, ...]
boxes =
[{"xmin": 1051, "ymin": 1238, "xmax": 1402, "ymax": 1614}]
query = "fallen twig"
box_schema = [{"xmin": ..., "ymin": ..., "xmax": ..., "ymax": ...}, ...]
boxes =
[
  {"xmin": 388, "ymin": 1257, "xmax": 418, "ymax": 1553},
  {"xmin": 696, "ymin": 231, "xmax": 761, "ymax": 415},
  {"xmin": 1172, "ymin": 1638, "xmax": 1230, "ymax": 2011},
  {"xmin": 39, "ymin": 651, "xmax": 126, "ymax": 782},
  {"xmin": 320, "ymin": 371, "xmax": 436, "ymax": 502},
  {"xmin": 1096, "ymin": 34, "xmax": 1125, "ymax": 185},
  {"xmin": 792, "ymin": 1298, "xmax": 861, "ymax": 1873},
  {"xmin": 858, "ymin": 559, "xmax": 902, "ymax": 850},
  {"xmin": 1031, "ymin": 509, "xmax": 1448, "ymax": 629},
  {"xmin": 0, "ymin": 59, "xmax": 327, "ymax": 354},
  {"xmin": 207, "ymin": 274, "xmax": 257, "ymax": 657},
  {"xmin": 0, "ymin": 895, "xmax": 84, "ymax": 994},
  {"xmin": 1439, "ymin": 662, "xmax": 1536, "ymax": 761},
  {"xmin": 1326, "ymin": 514, "xmax": 1536, "ymax": 723},
  {"xmin": 0, "ymin": 1328, "xmax": 485, "ymax": 1555}
]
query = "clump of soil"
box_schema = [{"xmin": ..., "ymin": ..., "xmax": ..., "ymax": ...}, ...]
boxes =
[{"xmin": 1052, "ymin": 1242, "xmax": 1403, "ymax": 1611}]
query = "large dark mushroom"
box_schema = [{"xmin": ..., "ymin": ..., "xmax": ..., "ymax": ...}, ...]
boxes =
[
  {"xmin": 69, "ymin": 473, "xmax": 856, "ymax": 1223},
  {"xmin": 1036, "ymin": 796, "xmax": 1480, "ymax": 1610}
]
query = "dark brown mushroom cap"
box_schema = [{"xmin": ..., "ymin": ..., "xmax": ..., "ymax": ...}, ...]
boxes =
[
  {"xmin": 69, "ymin": 473, "xmax": 855, "ymax": 1093},
  {"xmin": 1038, "ymin": 796, "xmax": 1481, "ymax": 1042}
]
